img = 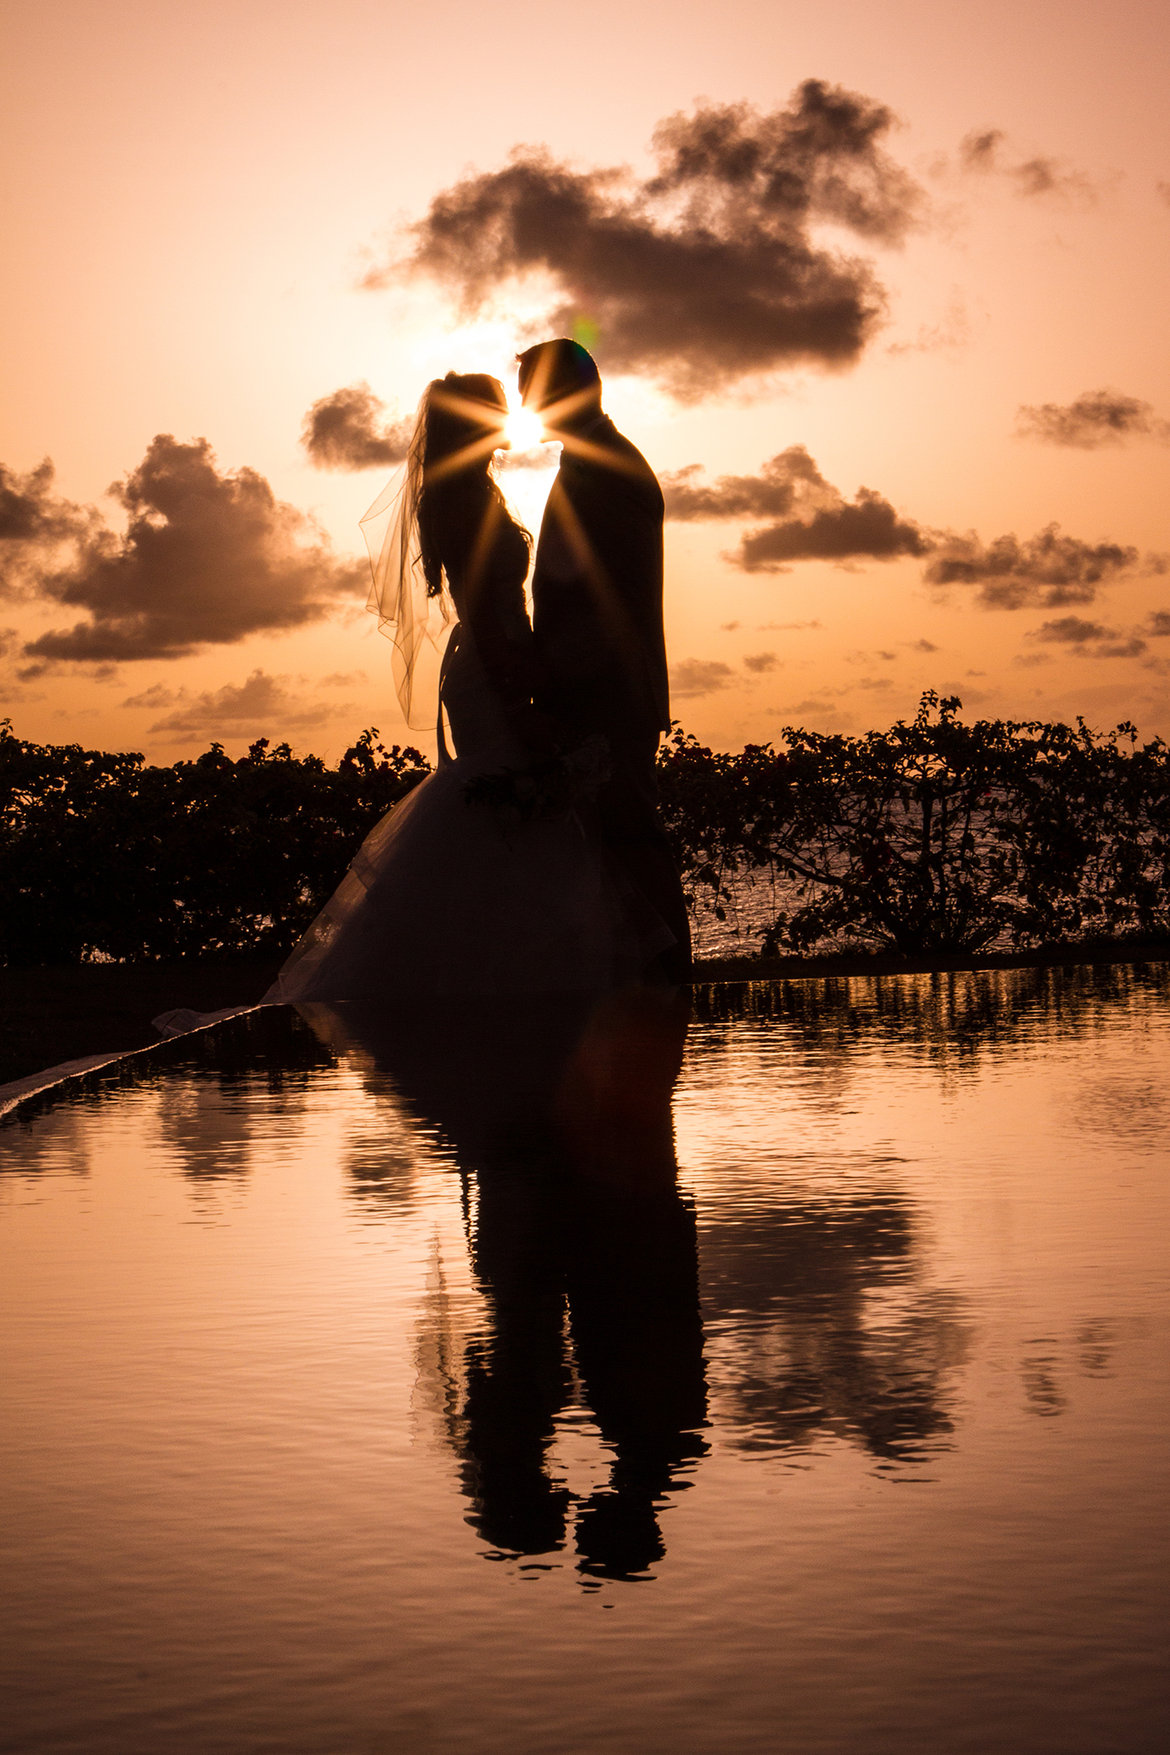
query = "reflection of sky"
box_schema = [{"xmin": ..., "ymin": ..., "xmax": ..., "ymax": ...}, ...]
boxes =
[{"xmin": 2, "ymin": 971, "xmax": 1169, "ymax": 1750}]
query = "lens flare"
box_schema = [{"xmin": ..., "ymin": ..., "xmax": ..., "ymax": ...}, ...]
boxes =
[{"xmin": 504, "ymin": 406, "xmax": 545, "ymax": 450}]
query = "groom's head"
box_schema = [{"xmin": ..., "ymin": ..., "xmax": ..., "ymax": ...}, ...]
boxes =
[{"xmin": 517, "ymin": 339, "xmax": 602, "ymax": 433}]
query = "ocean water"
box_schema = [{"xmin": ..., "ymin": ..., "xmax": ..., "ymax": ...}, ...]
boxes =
[{"xmin": 1, "ymin": 966, "xmax": 1168, "ymax": 1754}]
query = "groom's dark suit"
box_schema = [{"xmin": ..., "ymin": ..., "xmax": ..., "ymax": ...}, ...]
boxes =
[{"xmin": 531, "ymin": 412, "xmax": 691, "ymax": 975}]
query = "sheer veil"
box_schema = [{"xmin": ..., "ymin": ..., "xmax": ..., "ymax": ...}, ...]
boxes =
[{"xmin": 360, "ymin": 393, "xmax": 453, "ymax": 730}]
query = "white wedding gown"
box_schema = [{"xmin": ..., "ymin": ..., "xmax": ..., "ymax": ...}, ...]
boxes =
[{"xmin": 267, "ymin": 616, "xmax": 673, "ymax": 1006}]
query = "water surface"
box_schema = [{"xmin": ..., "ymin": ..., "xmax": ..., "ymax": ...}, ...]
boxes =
[{"xmin": 2, "ymin": 966, "xmax": 1168, "ymax": 1753}]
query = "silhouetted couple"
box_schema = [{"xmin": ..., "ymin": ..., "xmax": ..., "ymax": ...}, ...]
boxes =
[{"xmin": 271, "ymin": 339, "xmax": 690, "ymax": 1006}]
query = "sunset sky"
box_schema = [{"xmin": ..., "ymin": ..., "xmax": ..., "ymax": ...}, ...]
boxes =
[{"xmin": 3, "ymin": 0, "xmax": 1169, "ymax": 762}]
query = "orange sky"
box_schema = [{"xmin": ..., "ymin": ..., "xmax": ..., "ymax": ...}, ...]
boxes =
[{"xmin": 3, "ymin": 0, "xmax": 1169, "ymax": 761}]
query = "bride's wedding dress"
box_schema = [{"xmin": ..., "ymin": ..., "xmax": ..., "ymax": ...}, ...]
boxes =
[{"xmin": 267, "ymin": 529, "xmax": 672, "ymax": 1005}]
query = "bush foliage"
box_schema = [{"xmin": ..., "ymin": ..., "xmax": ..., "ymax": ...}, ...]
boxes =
[
  {"xmin": 0, "ymin": 723, "xmax": 428, "ymax": 966},
  {"xmin": 656, "ymin": 692, "xmax": 1170, "ymax": 955},
  {"xmin": 2, "ymin": 693, "xmax": 1167, "ymax": 966}
]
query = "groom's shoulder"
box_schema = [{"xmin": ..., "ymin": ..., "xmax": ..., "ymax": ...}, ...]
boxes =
[{"xmin": 591, "ymin": 418, "xmax": 663, "ymax": 509}]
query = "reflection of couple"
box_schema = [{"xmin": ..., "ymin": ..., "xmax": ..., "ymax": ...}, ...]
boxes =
[
  {"xmin": 272, "ymin": 339, "xmax": 690, "ymax": 1006},
  {"xmin": 309, "ymin": 980, "xmax": 707, "ymax": 1581}
]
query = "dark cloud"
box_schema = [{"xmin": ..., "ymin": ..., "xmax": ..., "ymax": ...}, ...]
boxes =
[
  {"xmin": 743, "ymin": 651, "xmax": 778, "ymax": 673},
  {"xmin": 147, "ymin": 670, "xmax": 346, "ymax": 738},
  {"xmin": 662, "ymin": 446, "xmax": 826, "ymax": 520},
  {"xmin": 121, "ymin": 682, "xmax": 178, "ymax": 709},
  {"xmin": 380, "ymin": 81, "xmax": 922, "ymax": 396},
  {"xmin": 910, "ymin": 638, "xmax": 940, "ymax": 652},
  {"xmin": 301, "ymin": 384, "xmax": 413, "ymax": 470},
  {"xmin": 1145, "ymin": 610, "xmax": 1170, "ymax": 636},
  {"xmin": 669, "ymin": 657, "xmax": 735, "ymax": 697},
  {"xmin": 738, "ymin": 489, "xmax": 928, "ymax": 571},
  {"xmin": 959, "ymin": 129, "xmax": 1097, "ymax": 204},
  {"xmin": 666, "ymin": 444, "xmax": 1153, "ymax": 606},
  {"xmin": 10, "ymin": 436, "xmax": 364, "ymax": 667},
  {"xmin": 1029, "ymin": 616, "xmax": 1114, "ymax": 644},
  {"xmin": 1, "ymin": 460, "xmax": 98, "ymax": 598},
  {"xmin": 663, "ymin": 444, "xmax": 928, "ymax": 570},
  {"xmin": 1094, "ymin": 636, "xmax": 1148, "ymax": 658},
  {"xmin": 1027, "ymin": 616, "xmax": 1147, "ymax": 659},
  {"xmin": 923, "ymin": 525, "xmax": 1141, "ymax": 608},
  {"xmin": 1016, "ymin": 388, "xmax": 1170, "ymax": 448}
]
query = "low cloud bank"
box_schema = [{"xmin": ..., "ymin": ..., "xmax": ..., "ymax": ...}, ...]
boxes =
[
  {"xmin": 140, "ymin": 669, "xmax": 349, "ymax": 738},
  {"xmin": 663, "ymin": 445, "xmax": 927, "ymax": 569},
  {"xmin": 665, "ymin": 446, "xmax": 1160, "ymax": 604}
]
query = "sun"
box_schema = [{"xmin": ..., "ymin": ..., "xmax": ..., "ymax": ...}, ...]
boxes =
[{"xmin": 504, "ymin": 404, "xmax": 545, "ymax": 450}]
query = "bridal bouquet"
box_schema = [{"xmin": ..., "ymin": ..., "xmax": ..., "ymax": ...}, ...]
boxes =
[{"xmin": 463, "ymin": 734, "xmax": 612, "ymax": 822}]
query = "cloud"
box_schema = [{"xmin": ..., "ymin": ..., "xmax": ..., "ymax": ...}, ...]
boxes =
[
  {"xmin": 1158, "ymin": 181, "xmax": 1170, "ymax": 208},
  {"xmin": 1016, "ymin": 388, "xmax": 1170, "ymax": 448},
  {"xmin": 669, "ymin": 657, "xmax": 735, "ymax": 697},
  {"xmin": 662, "ymin": 444, "xmax": 928, "ymax": 570},
  {"xmin": 1, "ymin": 460, "xmax": 98, "ymax": 598},
  {"xmin": 910, "ymin": 638, "xmax": 939, "ymax": 652},
  {"xmin": 959, "ymin": 129, "xmax": 1098, "ymax": 204},
  {"xmin": 147, "ymin": 669, "xmax": 347, "ymax": 738},
  {"xmin": 662, "ymin": 446, "xmax": 827, "ymax": 520},
  {"xmin": 1027, "ymin": 616, "xmax": 1147, "ymax": 659},
  {"xmin": 666, "ymin": 445, "xmax": 1154, "ymax": 604},
  {"xmin": 301, "ymin": 383, "xmax": 413, "ymax": 470},
  {"xmin": 886, "ymin": 290, "xmax": 970, "ymax": 357},
  {"xmin": 738, "ymin": 493, "xmax": 928, "ymax": 570},
  {"xmin": 924, "ymin": 524, "xmax": 1142, "ymax": 608},
  {"xmin": 1144, "ymin": 610, "xmax": 1170, "ymax": 636},
  {"xmin": 378, "ymin": 80, "xmax": 922, "ymax": 397},
  {"xmin": 320, "ymin": 669, "xmax": 369, "ymax": 686},
  {"xmin": 743, "ymin": 651, "xmax": 778, "ymax": 673},
  {"xmin": 122, "ymin": 682, "xmax": 179, "ymax": 709},
  {"xmin": 1029, "ymin": 616, "xmax": 1114, "ymax": 644},
  {"xmin": 10, "ymin": 436, "xmax": 364, "ymax": 667},
  {"xmin": 1094, "ymin": 636, "xmax": 1148, "ymax": 658}
]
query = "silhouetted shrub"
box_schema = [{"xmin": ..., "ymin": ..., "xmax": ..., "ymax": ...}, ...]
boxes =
[
  {"xmin": 656, "ymin": 692, "xmax": 1170, "ymax": 954},
  {"xmin": 0, "ymin": 723, "xmax": 428, "ymax": 966},
  {"xmin": 3, "ymin": 694, "xmax": 1167, "ymax": 965}
]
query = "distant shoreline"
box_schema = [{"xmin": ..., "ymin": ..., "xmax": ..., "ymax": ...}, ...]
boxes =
[
  {"xmin": 692, "ymin": 937, "xmax": 1170, "ymax": 985},
  {"xmin": 2, "ymin": 939, "xmax": 1168, "ymax": 1089}
]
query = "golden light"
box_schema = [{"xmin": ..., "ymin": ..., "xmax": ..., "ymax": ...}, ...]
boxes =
[{"xmin": 504, "ymin": 405, "xmax": 546, "ymax": 450}]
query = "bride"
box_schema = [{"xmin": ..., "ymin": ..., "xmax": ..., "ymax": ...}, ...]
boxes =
[{"xmin": 269, "ymin": 371, "xmax": 674, "ymax": 1004}]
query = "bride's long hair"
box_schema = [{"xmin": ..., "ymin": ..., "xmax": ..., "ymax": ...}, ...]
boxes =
[
  {"xmin": 362, "ymin": 372, "xmax": 528, "ymax": 727},
  {"xmin": 418, "ymin": 372, "xmax": 521, "ymax": 597}
]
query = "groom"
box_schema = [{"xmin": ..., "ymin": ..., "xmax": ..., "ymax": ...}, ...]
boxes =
[{"xmin": 517, "ymin": 338, "xmax": 691, "ymax": 979}]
